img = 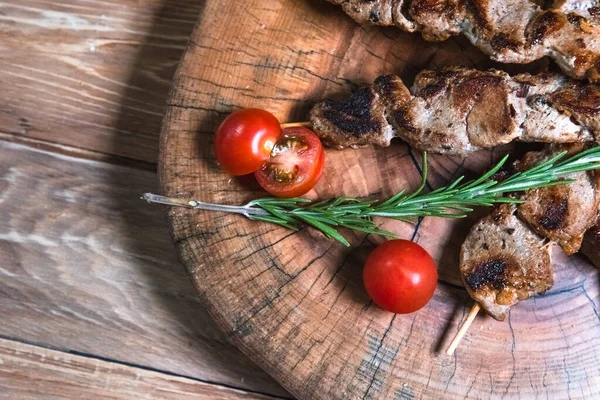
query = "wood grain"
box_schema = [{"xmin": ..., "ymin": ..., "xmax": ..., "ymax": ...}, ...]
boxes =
[
  {"xmin": 0, "ymin": 0, "xmax": 293, "ymax": 397},
  {"xmin": 160, "ymin": 1, "xmax": 600, "ymax": 399},
  {"xmin": 0, "ymin": 140, "xmax": 288, "ymax": 398},
  {"xmin": 0, "ymin": 338, "xmax": 282, "ymax": 400},
  {"xmin": 0, "ymin": 0, "xmax": 200, "ymax": 163}
]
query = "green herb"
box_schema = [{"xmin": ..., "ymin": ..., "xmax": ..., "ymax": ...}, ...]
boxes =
[{"xmin": 144, "ymin": 147, "xmax": 600, "ymax": 246}]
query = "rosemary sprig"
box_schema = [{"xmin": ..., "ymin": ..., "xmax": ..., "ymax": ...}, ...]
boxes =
[{"xmin": 144, "ymin": 147, "xmax": 600, "ymax": 246}]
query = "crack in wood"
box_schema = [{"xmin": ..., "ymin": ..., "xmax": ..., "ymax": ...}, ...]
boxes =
[
  {"xmin": 165, "ymin": 102, "xmax": 231, "ymax": 115},
  {"xmin": 235, "ymin": 61, "xmax": 343, "ymax": 86},
  {"xmin": 502, "ymin": 313, "xmax": 518, "ymax": 399},
  {"xmin": 463, "ymin": 370, "xmax": 481, "ymax": 400},
  {"xmin": 361, "ymin": 315, "xmax": 397, "ymax": 400}
]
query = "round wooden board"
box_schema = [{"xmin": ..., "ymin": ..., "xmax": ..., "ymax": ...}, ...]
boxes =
[{"xmin": 159, "ymin": 1, "xmax": 600, "ymax": 398}]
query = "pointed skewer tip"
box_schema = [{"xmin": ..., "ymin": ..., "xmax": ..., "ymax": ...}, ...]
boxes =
[{"xmin": 446, "ymin": 303, "xmax": 481, "ymax": 356}]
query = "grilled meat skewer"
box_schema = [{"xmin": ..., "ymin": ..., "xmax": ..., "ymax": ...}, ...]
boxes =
[
  {"xmin": 310, "ymin": 67, "xmax": 600, "ymax": 156},
  {"xmin": 460, "ymin": 144, "xmax": 600, "ymax": 319},
  {"xmin": 581, "ymin": 217, "xmax": 600, "ymax": 268},
  {"xmin": 460, "ymin": 204, "xmax": 553, "ymax": 321},
  {"xmin": 327, "ymin": 0, "xmax": 600, "ymax": 81},
  {"xmin": 515, "ymin": 143, "xmax": 600, "ymax": 255}
]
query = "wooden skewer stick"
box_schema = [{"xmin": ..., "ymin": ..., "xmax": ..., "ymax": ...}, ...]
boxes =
[
  {"xmin": 280, "ymin": 121, "xmax": 312, "ymax": 129},
  {"xmin": 446, "ymin": 303, "xmax": 481, "ymax": 356}
]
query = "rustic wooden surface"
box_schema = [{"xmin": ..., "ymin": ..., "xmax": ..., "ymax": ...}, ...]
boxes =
[
  {"xmin": 161, "ymin": 1, "xmax": 600, "ymax": 399},
  {"xmin": 0, "ymin": 1, "xmax": 289, "ymax": 399},
  {"xmin": 0, "ymin": 338, "xmax": 276, "ymax": 400}
]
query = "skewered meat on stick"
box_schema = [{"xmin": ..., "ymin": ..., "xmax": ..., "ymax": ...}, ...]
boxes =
[
  {"xmin": 581, "ymin": 216, "xmax": 600, "ymax": 268},
  {"xmin": 460, "ymin": 144, "xmax": 599, "ymax": 319},
  {"xmin": 460, "ymin": 204, "xmax": 553, "ymax": 321},
  {"xmin": 310, "ymin": 67, "xmax": 600, "ymax": 156},
  {"xmin": 515, "ymin": 143, "xmax": 600, "ymax": 255},
  {"xmin": 327, "ymin": 0, "xmax": 600, "ymax": 81}
]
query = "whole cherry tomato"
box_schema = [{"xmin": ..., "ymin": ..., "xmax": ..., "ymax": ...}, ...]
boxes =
[
  {"xmin": 363, "ymin": 239, "xmax": 438, "ymax": 314},
  {"xmin": 214, "ymin": 108, "xmax": 281, "ymax": 176},
  {"xmin": 254, "ymin": 127, "xmax": 325, "ymax": 198}
]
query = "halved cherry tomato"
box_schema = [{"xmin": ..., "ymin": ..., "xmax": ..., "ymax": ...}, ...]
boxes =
[
  {"xmin": 214, "ymin": 108, "xmax": 281, "ymax": 176},
  {"xmin": 363, "ymin": 240, "xmax": 438, "ymax": 314},
  {"xmin": 254, "ymin": 127, "xmax": 325, "ymax": 198}
]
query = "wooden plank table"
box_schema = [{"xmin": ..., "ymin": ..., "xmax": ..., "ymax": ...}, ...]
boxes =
[{"xmin": 0, "ymin": 1, "xmax": 290, "ymax": 398}]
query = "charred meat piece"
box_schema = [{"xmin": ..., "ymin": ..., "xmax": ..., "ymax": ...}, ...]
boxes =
[
  {"xmin": 460, "ymin": 204, "xmax": 553, "ymax": 321},
  {"xmin": 327, "ymin": 0, "xmax": 600, "ymax": 81},
  {"xmin": 546, "ymin": 80, "xmax": 600, "ymax": 134},
  {"xmin": 552, "ymin": 0, "xmax": 600, "ymax": 24},
  {"xmin": 460, "ymin": 144, "xmax": 599, "ymax": 320},
  {"xmin": 403, "ymin": 68, "xmax": 521, "ymax": 154},
  {"xmin": 310, "ymin": 67, "xmax": 599, "ymax": 155},
  {"xmin": 310, "ymin": 86, "xmax": 395, "ymax": 149},
  {"xmin": 516, "ymin": 144, "xmax": 600, "ymax": 255},
  {"xmin": 327, "ymin": 0, "xmax": 399, "ymax": 26},
  {"xmin": 581, "ymin": 216, "xmax": 600, "ymax": 268}
]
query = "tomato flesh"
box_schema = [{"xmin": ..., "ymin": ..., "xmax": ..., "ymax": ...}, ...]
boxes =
[
  {"xmin": 214, "ymin": 108, "xmax": 280, "ymax": 176},
  {"xmin": 363, "ymin": 240, "xmax": 438, "ymax": 314},
  {"xmin": 255, "ymin": 127, "xmax": 325, "ymax": 198}
]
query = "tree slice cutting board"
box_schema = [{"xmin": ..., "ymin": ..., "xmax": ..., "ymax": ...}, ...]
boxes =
[{"xmin": 159, "ymin": 1, "xmax": 600, "ymax": 398}]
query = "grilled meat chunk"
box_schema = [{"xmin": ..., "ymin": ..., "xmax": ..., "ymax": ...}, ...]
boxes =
[
  {"xmin": 310, "ymin": 67, "xmax": 600, "ymax": 155},
  {"xmin": 328, "ymin": 0, "xmax": 600, "ymax": 80},
  {"xmin": 581, "ymin": 216, "xmax": 600, "ymax": 268},
  {"xmin": 327, "ymin": 0, "xmax": 419, "ymax": 30},
  {"xmin": 460, "ymin": 204, "xmax": 554, "ymax": 321},
  {"xmin": 460, "ymin": 144, "xmax": 599, "ymax": 319},
  {"xmin": 553, "ymin": 1, "xmax": 600, "ymax": 24},
  {"xmin": 404, "ymin": 68, "xmax": 521, "ymax": 154},
  {"xmin": 516, "ymin": 144, "xmax": 600, "ymax": 255},
  {"xmin": 310, "ymin": 86, "xmax": 395, "ymax": 149}
]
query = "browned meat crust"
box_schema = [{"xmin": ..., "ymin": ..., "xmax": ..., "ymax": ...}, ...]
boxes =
[
  {"xmin": 311, "ymin": 86, "xmax": 394, "ymax": 149},
  {"xmin": 328, "ymin": 0, "xmax": 600, "ymax": 81},
  {"xmin": 460, "ymin": 204, "xmax": 553, "ymax": 320},
  {"xmin": 310, "ymin": 67, "xmax": 600, "ymax": 155},
  {"xmin": 460, "ymin": 144, "xmax": 600, "ymax": 319},
  {"xmin": 553, "ymin": 0, "xmax": 600, "ymax": 24},
  {"xmin": 581, "ymin": 216, "xmax": 600, "ymax": 268},
  {"xmin": 515, "ymin": 144, "xmax": 600, "ymax": 255}
]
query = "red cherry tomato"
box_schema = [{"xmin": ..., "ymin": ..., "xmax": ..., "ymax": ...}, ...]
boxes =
[
  {"xmin": 363, "ymin": 240, "xmax": 438, "ymax": 314},
  {"xmin": 254, "ymin": 127, "xmax": 325, "ymax": 198},
  {"xmin": 214, "ymin": 108, "xmax": 281, "ymax": 176}
]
